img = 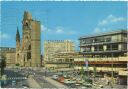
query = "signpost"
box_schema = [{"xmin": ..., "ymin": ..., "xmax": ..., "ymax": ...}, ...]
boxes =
[{"xmin": 85, "ymin": 59, "xmax": 89, "ymax": 77}]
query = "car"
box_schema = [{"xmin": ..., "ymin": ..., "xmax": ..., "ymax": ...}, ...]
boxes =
[
  {"xmin": 12, "ymin": 80, "xmax": 16, "ymax": 86},
  {"xmin": 75, "ymin": 83, "xmax": 81, "ymax": 86},
  {"xmin": 58, "ymin": 76, "xmax": 65, "ymax": 83},
  {"xmin": 99, "ymin": 84, "xmax": 104, "ymax": 88},
  {"xmin": 64, "ymin": 79, "xmax": 71, "ymax": 84},
  {"xmin": 52, "ymin": 75, "xmax": 59, "ymax": 80},
  {"xmin": 63, "ymin": 74, "xmax": 68, "ymax": 78},
  {"xmin": 22, "ymin": 84, "xmax": 29, "ymax": 88},
  {"xmin": 83, "ymin": 83, "xmax": 92, "ymax": 88}
]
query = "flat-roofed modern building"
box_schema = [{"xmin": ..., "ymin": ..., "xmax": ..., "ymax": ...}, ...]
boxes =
[
  {"xmin": 45, "ymin": 52, "xmax": 78, "ymax": 71},
  {"xmin": 74, "ymin": 30, "xmax": 128, "ymax": 85},
  {"xmin": 0, "ymin": 47, "xmax": 16, "ymax": 67},
  {"xmin": 79, "ymin": 30, "xmax": 127, "ymax": 56},
  {"xmin": 44, "ymin": 40, "xmax": 75, "ymax": 62},
  {"xmin": 44, "ymin": 40, "xmax": 75, "ymax": 68}
]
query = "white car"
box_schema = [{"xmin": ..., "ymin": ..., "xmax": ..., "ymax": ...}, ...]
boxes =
[
  {"xmin": 99, "ymin": 84, "xmax": 104, "ymax": 88},
  {"xmin": 64, "ymin": 79, "xmax": 71, "ymax": 84},
  {"xmin": 52, "ymin": 75, "xmax": 59, "ymax": 79}
]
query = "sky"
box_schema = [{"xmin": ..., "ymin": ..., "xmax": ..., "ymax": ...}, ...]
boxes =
[{"xmin": 0, "ymin": 1, "xmax": 127, "ymax": 53}]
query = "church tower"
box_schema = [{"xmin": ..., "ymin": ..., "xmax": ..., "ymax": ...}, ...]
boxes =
[
  {"xmin": 31, "ymin": 18, "xmax": 41, "ymax": 67},
  {"xmin": 21, "ymin": 11, "xmax": 32, "ymax": 67},
  {"xmin": 16, "ymin": 27, "xmax": 20, "ymax": 64},
  {"xmin": 19, "ymin": 11, "xmax": 41, "ymax": 67}
]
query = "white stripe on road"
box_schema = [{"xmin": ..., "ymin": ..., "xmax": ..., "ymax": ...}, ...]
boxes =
[{"xmin": 7, "ymin": 77, "xmax": 27, "ymax": 80}]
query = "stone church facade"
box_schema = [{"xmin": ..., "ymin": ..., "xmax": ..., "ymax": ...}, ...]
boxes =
[{"xmin": 16, "ymin": 11, "xmax": 41, "ymax": 67}]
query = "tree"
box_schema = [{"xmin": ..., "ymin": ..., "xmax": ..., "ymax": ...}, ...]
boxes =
[
  {"xmin": 15, "ymin": 63, "xmax": 20, "ymax": 66},
  {"xmin": 0, "ymin": 59, "xmax": 6, "ymax": 76}
]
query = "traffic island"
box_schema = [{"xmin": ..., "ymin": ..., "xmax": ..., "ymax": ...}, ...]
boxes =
[
  {"xmin": 43, "ymin": 76, "xmax": 68, "ymax": 88},
  {"xmin": 27, "ymin": 76, "xmax": 41, "ymax": 88}
]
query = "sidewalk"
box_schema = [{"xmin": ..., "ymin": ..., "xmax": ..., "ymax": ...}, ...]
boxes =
[
  {"xmin": 27, "ymin": 77, "xmax": 41, "ymax": 88},
  {"xmin": 43, "ymin": 76, "xmax": 68, "ymax": 88}
]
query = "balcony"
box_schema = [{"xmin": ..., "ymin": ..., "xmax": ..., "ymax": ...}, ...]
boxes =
[
  {"xmin": 80, "ymin": 39, "xmax": 127, "ymax": 47},
  {"xmin": 74, "ymin": 66, "xmax": 127, "ymax": 73},
  {"xmin": 74, "ymin": 56, "xmax": 128, "ymax": 62},
  {"xmin": 46, "ymin": 61, "xmax": 73, "ymax": 64},
  {"xmin": 81, "ymin": 49, "xmax": 127, "ymax": 54}
]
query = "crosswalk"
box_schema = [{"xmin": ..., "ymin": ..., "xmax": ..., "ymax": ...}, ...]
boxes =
[{"xmin": 7, "ymin": 77, "xmax": 27, "ymax": 80}]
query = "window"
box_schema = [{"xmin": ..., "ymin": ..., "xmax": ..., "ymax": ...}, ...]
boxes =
[
  {"xmin": 106, "ymin": 37, "xmax": 111, "ymax": 42},
  {"xmin": 112, "ymin": 44, "xmax": 118, "ymax": 50}
]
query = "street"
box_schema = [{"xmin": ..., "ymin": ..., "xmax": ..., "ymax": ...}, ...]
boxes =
[
  {"xmin": 1, "ymin": 67, "xmax": 127, "ymax": 89},
  {"xmin": 1, "ymin": 68, "xmax": 62, "ymax": 88}
]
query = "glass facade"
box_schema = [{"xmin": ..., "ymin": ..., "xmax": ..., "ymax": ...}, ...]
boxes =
[{"xmin": 79, "ymin": 30, "xmax": 128, "ymax": 57}]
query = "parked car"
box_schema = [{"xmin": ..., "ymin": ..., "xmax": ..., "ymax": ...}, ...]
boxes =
[
  {"xmin": 58, "ymin": 76, "xmax": 65, "ymax": 83},
  {"xmin": 12, "ymin": 80, "xmax": 16, "ymax": 86},
  {"xmin": 63, "ymin": 74, "xmax": 68, "ymax": 78},
  {"xmin": 64, "ymin": 79, "xmax": 72, "ymax": 84},
  {"xmin": 52, "ymin": 75, "xmax": 59, "ymax": 80},
  {"xmin": 22, "ymin": 84, "xmax": 29, "ymax": 88},
  {"xmin": 75, "ymin": 83, "xmax": 81, "ymax": 86},
  {"xmin": 83, "ymin": 83, "xmax": 92, "ymax": 88},
  {"xmin": 99, "ymin": 84, "xmax": 104, "ymax": 88}
]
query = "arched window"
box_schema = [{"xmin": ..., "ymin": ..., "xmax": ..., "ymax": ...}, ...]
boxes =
[{"xmin": 28, "ymin": 45, "xmax": 31, "ymax": 50}]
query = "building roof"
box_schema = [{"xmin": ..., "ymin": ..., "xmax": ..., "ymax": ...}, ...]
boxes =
[
  {"xmin": 79, "ymin": 29, "xmax": 127, "ymax": 39},
  {"xmin": 0, "ymin": 47, "xmax": 16, "ymax": 52}
]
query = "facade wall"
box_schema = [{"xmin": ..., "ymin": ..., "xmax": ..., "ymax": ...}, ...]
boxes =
[
  {"xmin": 6, "ymin": 52, "xmax": 15, "ymax": 66},
  {"xmin": 77, "ymin": 30, "xmax": 128, "ymax": 76},
  {"xmin": 0, "ymin": 47, "xmax": 16, "ymax": 67},
  {"xmin": 44, "ymin": 40, "xmax": 75, "ymax": 62},
  {"xmin": 80, "ymin": 30, "xmax": 127, "ymax": 55}
]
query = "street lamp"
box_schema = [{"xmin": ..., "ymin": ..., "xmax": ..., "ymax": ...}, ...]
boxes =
[{"xmin": 111, "ymin": 52, "xmax": 114, "ymax": 88}]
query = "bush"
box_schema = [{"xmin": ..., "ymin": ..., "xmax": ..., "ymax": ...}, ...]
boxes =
[{"xmin": 15, "ymin": 63, "xmax": 20, "ymax": 66}]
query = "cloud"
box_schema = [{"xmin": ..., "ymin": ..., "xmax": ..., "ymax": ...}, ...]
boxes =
[
  {"xmin": 0, "ymin": 31, "xmax": 10, "ymax": 39},
  {"xmin": 55, "ymin": 26, "xmax": 76, "ymax": 35},
  {"xmin": 98, "ymin": 14, "xmax": 126, "ymax": 26},
  {"xmin": 41, "ymin": 25, "xmax": 51, "ymax": 32},
  {"xmin": 93, "ymin": 14, "xmax": 126, "ymax": 33},
  {"xmin": 55, "ymin": 26, "xmax": 64, "ymax": 34},
  {"xmin": 41, "ymin": 25, "xmax": 76, "ymax": 35},
  {"xmin": 93, "ymin": 27, "xmax": 111, "ymax": 33},
  {"xmin": 94, "ymin": 28, "xmax": 101, "ymax": 33}
]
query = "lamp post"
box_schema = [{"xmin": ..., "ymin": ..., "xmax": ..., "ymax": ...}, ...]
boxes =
[
  {"xmin": 84, "ymin": 58, "xmax": 89, "ymax": 82},
  {"xmin": 111, "ymin": 53, "xmax": 114, "ymax": 88}
]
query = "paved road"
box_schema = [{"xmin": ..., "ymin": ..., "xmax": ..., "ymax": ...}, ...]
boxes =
[
  {"xmin": 2, "ymin": 68, "xmax": 28, "ymax": 88},
  {"xmin": 4, "ymin": 68, "xmax": 58, "ymax": 88},
  {"xmin": 28, "ymin": 69, "xmax": 57, "ymax": 88},
  {"xmin": 33, "ymin": 76, "xmax": 57, "ymax": 88}
]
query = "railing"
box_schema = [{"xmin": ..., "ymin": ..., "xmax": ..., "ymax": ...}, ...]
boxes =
[
  {"xmin": 46, "ymin": 61, "xmax": 73, "ymax": 64},
  {"xmin": 74, "ymin": 56, "xmax": 128, "ymax": 62},
  {"xmin": 80, "ymin": 40, "xmax": 127, "ymax": 46},
  {"xmin": 81, "ymin": 49, "xmax": 127, "ymax": 53},
  {"xmin": 74, "ymin": 66, "xmax": 127, "ymax": 72}
]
